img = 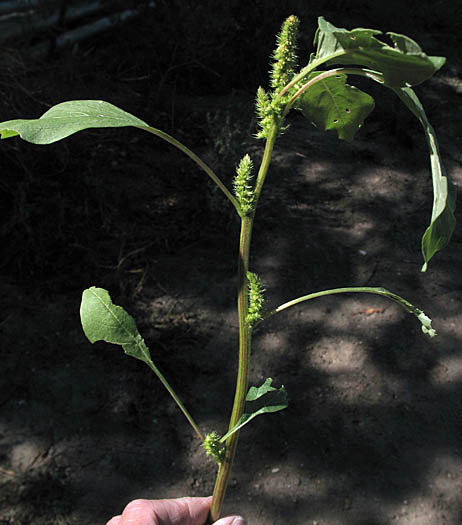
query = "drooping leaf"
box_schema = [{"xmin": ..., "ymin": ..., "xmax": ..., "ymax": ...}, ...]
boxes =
[
  {"xmin": 296, "ymin": 72, "xmax": 375, "ymax": 141},
  {"xmin": 220, "ymin": 378, "xmax": 288, "ymax": 442},
  {"xmin": 0, "ymin": 100, "xmax": 148, "ymax": 144},
  {"xmin": 80, "ymin": 286, "xmax": 153, "ymax": 364},
  {"xmin": 392, "ymin": 87, "xmax": 456, "ymax": 271},
  {"xmin": 310, "ymin": 17, "xmax": 445, "ymax": 87}
]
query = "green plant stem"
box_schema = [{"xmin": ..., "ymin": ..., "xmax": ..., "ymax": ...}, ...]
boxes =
[
  {"xmin": 208, "ymin": 216, "xmax": 252, "ymax": 523},
  {"xmin": 208, "ymin": 123, "xmax": 279, "ymax": 522},
  {"xmin": 139, "ymin": 125, "xmax": 242, "ymax": 216}
]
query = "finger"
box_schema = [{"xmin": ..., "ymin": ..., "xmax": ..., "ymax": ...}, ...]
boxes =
[
  {"xmin": 154, "ymin": 496, "xmax": 212, "ymax": 524},
  {"xmin": 213, "ymin": 516, "xmax": 246, "ymax": 525},
  {"xmin": 113, "ymin": 499, "xmax": 157, "ymax": 525},
  {"xmin": 114, "ymin": 496, "xmax": 212, "ymax": 525},
  {"xmin": 106, "ymin": 516, "xmax": 121, "ymax": 525}
]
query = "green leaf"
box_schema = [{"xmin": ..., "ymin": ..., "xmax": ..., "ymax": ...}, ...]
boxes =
[
  {"xmin": 80, "ymin": 286, "xmax": 152, "ymax": 364},
  {"xmin": 0, "ymin": 99, "xmax": 242, "ymax": 214},
  {"xmin": 311, "ymin": 17, "xmax": 445, "ymax": 87},
  {"xmin": 80, "ymin": 287, "xmax": 204, "ymax": 440},
  {"xmin": 0, "ymin": 100, "xmax": 148, "ymax": 144},
  {"xmin": 296, "ymin": 72, "xmax": 375, "ymax": 141},
  {"xmin": 392, "ymin": 87, "xmax": 456, "ymax": 271},
  {"xmin": 220, "ymin": 378, "xmax": 288, "ymax": 442}
]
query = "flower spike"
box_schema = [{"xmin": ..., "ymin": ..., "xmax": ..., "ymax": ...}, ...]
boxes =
[
  {"xmin": 247, "ymin": 272, "xmax": 265, "ymax": 327},
  {"xmin": 270, "ymin": 15, "xmax": 300, "ymax": 97},
  {"xmin": 256, "ymin": 15, "xmax": 300, "ymax": 139},
  {"xmin": 234, "ymin": 154, "xmax": 255, "ymax": 214}
]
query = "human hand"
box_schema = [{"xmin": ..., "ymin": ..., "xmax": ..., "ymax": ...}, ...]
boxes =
[{"xmin": 106, "ymin": 496, "xmax": 246, "ymax": 525}]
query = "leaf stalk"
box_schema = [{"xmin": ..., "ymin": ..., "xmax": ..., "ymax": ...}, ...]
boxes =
[
  {"xmin": 139, "ymin": 126, "xmax": 242, "ymax": 216},
  {"xmin": 145, "ymin": 360, "xmax": 205, "ymax": 441},
  {"xmin": 283, "ymin": 67, "xmax": 384, "ymax": 116},
  {"xmin": 259, "ymin": 286, "xmax": 436, "ymax": 337}
]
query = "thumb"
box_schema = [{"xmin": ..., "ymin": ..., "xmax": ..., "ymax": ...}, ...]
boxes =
[{"xmin": 213, "ymin": 517, "xmax": 246, "ymax": 525}]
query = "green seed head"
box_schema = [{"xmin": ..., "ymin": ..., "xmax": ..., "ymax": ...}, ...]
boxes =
[
  {"xmin": 234, "ymin": 154, "xmax": 255, "ymax": 214},
  {"xmin": 270, "ymin": 15, "xmax": 300, "ymax": 97},
  {"xmin": 247, "ymin": 271, "xmax": 265, "ymax": 326},
  {"xmin": 257, "ymin": 15, "xmax": 300, "ymax": 139},
  {"xmin": 255, "ymin": 86, "xmax": 273, "ymax": 139},
  {"xmin": 203, "ymin": 431, "xmax": 225, "ymax": 464}
]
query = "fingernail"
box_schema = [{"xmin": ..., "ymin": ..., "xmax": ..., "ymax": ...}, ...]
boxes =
[{"xmin": 231, "ymin": 518, "xmax": 246, "ymax": 525}]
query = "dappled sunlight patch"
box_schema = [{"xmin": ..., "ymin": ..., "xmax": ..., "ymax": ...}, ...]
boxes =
[
  {"xmin": 9, "ymin": 440, "xmax": 46, "ymax": 473},
  {"xmin": 426, "ymin": 454, "xmax": 462, "ymax": 493},
  {"xmin": 309, "ymin": 336, "xmax": 367, "ymax": 373},
  {"xmin": 384, "ymin": 494, "xmax": 450, "ymax": 523},
  {"xmin": 259, "ymin": 466, "xmax": 330, "ymax": 501},
  {"xmin": 322, "ymin": 298, "xmax": 402, "ymax": 334},
  {"xmin": 430, "ymin": 355, "xmax": 462, "ymax": 385}
]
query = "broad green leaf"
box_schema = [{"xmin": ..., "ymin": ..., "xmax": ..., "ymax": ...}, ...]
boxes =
[
  {"xmin": 392, "ymin": 87, "xmax": 456, "ymax": 271},
  {"xmin": 0, "ymin": 100, "xmax": 148, "ymax": 144},
  {"xmin": 0, "ymin": 100, "xmax": 241, "ymax": 214},
  {"xmin": 80, "ymin": 286, "xmax": 204, "ymax": 439},
  {"xmin": 80, "ymin": 286, "xmax": 152, "ymax": 364},
  {"xmin": 220, "ymin": 378, "xmax": 288, "ymax": 442},
  {"xmin": 310, "ymin": 17, "xmax": 445, "ymax": 87},
  {"xmin": 296, "ymin": 72, "xmax": 375, "ymax": 141}
]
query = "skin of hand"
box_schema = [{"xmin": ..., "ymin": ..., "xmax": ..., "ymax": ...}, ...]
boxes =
[{"xmin": 106, "ymin": 496, "xmax": 246, "ymax": 525}]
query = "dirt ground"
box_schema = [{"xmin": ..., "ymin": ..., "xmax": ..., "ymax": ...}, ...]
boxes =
[{"xmin": 1, "ymin": 2, "xmax": 462, "ymax": 524}]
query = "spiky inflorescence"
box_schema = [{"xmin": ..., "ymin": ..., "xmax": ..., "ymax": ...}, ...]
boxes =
[
  {"xmin": 256, "ymin": 15, "xmax": 300, "ymax": 139},
  {"xmin": 233, "ymin": 154, "xmax": 255, "ymax": 214},
  {"xmin": 255, "ymin": 86, "xmax": 273, "ymax": 139},
  {"xmin": 203, "ymin": 431, "xmax": 225, "ymax": 464},
  {"xmin": 270, "ymin": 15, "xmax": 300, "ymax": 97},
  {"xmin": 247, "ymin": 272, "xmax": 265, "ymax": 327}
]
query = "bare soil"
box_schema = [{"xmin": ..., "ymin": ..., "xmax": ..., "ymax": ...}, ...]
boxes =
[{"xmin": 1, "ymin": 3, "xmax": 462, "ymax": 524}]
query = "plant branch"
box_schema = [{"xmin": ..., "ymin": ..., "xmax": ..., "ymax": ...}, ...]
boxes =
[
  {"xmin": 259, "ymin": 286, "xmax": 436, "ymax": 336},
  {"xmin": 253, "ymin": 124, "xmax": 280, "ymax": 204}
]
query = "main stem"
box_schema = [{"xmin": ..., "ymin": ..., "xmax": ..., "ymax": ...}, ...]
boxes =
[{"xmin": 209, "ymin": 124, "xmax": 278, "ymax": 522}]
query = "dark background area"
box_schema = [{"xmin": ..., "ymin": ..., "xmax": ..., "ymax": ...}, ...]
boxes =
[
  {"xmin": 0, "ymin": 0, "xmax": 460, "ymax": 289},
  {"xmin": 1, "ymin": 0, "xmax": 460, "ymax": 291},
  {"xmin": 1, "ymin": 1, "xmax": 462, "ymax": 523}
]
